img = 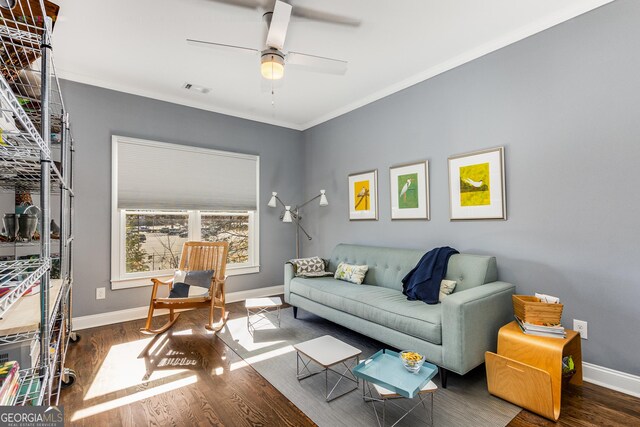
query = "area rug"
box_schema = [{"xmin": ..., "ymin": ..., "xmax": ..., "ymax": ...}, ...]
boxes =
[{"xmin": 217, "ymin": 307, "xmax": 519, "ymax": 427}]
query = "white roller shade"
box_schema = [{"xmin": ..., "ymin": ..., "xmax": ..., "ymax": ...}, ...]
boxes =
[{"xmin": 115, "ymin": 136, "xmax": 258, "ymax": 211}]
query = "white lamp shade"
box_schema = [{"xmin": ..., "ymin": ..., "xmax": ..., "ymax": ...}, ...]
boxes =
[
  {"xmin": 319, "ymin": 189, "xmax": 328, "ymax": 206},
  {"xmin": 282, "ymin": 206, "xmax": 293, "ymax": 223},
  {"xmin": 268, "ymin": 192, "xmax": 278, "ymax": 208}
]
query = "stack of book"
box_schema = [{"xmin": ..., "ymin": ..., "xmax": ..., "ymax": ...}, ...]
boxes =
[
  {"xmin": 515, "ymin": 316, "xmax": 566, "ymax": 338},
  {"xmin": 0, "ymin": 361, "xmax": 21, "ymax": 405}
]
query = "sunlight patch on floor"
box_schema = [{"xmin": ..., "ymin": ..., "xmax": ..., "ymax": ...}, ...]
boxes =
[
  {"xmin": 171, "ymin": 328, "xmax": 193, "ymax": 336},
  {"xmin": 223, "ymin": 316, "xmax": 285, "ymax": 352},
  {"xmin": 229, "ymin": 345, "xmax": 295, "ymax": 371},
  {"xmin": 84, "ymin": 335, "xmax": 190, "ymax": 400},
  {"xmin": 72, "ymin": 375, "xmax": 197, "ymax": 421}
]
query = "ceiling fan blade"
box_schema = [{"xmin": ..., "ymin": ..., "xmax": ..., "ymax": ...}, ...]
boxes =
[
  {"xmin": 203, "ymin": 0, "xmax": 266, "ymax": 9},
  {"xmin": 187, "ymin": 39, "xmax": 259, "ymax": 56},
  {"xmin": 265, "ymin": 0, "xmax": 292, "ymax": 50},
  {"xmin": 286, "ymin": 52, "xmax": 348, "ymax": 75},
  {"xmin": 291, "ymin": 6, "xmax": 361, "ymax": 27}
]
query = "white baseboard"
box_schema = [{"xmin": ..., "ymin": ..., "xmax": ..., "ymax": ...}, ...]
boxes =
[
  {"xmin": 72, "ymin": 285, "xmax": 284, "ymax": 331},
  {"xmin": 224, "ymin": 285, "xmax": 284, "ymax": 304},
  {"xmin": 583, "ymin": 362, "xmax": 640, "ymax": 398}
]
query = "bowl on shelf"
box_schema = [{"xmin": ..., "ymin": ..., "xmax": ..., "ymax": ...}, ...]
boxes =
[
  {"xmin": 17, "ymin": 214, "xmax": 38, "ymax": 242},
  {"xmin": 3, "ymin": 213, "xmax": 18, "ymax": 241},
  {"xmin": 399, "ymin": 351, "xmax": 425, "ymax": 374}
]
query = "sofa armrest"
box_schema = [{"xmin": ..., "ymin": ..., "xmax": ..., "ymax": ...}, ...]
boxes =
[
  {"xmin": 441, "ymin": 281, "xmax": 515, "ymax": 374},
  {"xmin": 284, "ymin": 263, "xmax": 295, "ymax": 304}
]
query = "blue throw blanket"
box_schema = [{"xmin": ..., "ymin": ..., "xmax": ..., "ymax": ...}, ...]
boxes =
[{"xmin": 402, "ymin": 247, "xmax": 459, "ymax": 304}]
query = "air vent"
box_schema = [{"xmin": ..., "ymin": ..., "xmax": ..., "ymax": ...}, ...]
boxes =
[{"xmin": 183, "ymin": 83, "xmax": 211, "ymax": 94}]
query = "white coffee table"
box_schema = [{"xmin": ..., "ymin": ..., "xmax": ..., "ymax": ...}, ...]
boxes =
[
  {"xmin": 294, "ymin": 335, "xmax": 361, "ymax": 401},
  {"xmin": 245, "ymin": 297, "xmax": 282, "ymax": 333}
]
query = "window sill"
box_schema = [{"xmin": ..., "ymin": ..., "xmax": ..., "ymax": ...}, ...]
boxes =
[{"xmin": 111, "ymin": 265, "xmax": 260, "ymax": 290}]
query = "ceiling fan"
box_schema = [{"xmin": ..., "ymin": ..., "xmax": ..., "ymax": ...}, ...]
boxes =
[{"xmin": 187, "ymin": 0, "xmax": 359, "ymax": 81}]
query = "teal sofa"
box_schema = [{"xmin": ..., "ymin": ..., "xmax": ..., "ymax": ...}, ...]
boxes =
[{"xmin": 284, "ymin": 244, "xmax": 515, "ymax": 387}]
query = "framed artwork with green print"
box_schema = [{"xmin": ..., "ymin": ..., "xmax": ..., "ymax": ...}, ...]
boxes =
[{"xmin": 389, "ymin": 161, "xmax": 429, "ymax": 220}]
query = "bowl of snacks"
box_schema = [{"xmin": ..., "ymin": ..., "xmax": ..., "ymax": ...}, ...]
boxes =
[{"xmin": 399, "ymin": 351, "xmax": 425, "ymax": 374}]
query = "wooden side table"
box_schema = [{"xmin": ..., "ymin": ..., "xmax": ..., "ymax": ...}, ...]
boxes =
[{"xmin": 485, "ymin": 321, "xmax": 582, "ymax": 421}]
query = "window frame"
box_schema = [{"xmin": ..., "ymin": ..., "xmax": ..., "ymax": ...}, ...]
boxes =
[{"xmin": 111, "ymin": 136, "xmax": 260, "ymax": 290}]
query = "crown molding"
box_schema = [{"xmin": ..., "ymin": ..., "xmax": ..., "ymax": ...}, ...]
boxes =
[{"xmin": 58, "ymin": 0, "xmax": 613, "ymax": 132}]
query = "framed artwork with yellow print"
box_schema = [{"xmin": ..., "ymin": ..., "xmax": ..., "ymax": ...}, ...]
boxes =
[
  {"xmin": 448, "ymin": 147, "xmax": 506, "ymax": 220},
  {"xmin": 348, "ymin": 170, "xmax": 378, "ymax": 220}
]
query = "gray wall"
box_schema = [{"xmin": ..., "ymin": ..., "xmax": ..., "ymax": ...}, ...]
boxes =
[
  {"xmin": 301, "ymin": 0, "xmax": 640, "ymax": 376},
  {"xmin": 61, "ymin": 80, "xmax": 303, "ymax": 317}
]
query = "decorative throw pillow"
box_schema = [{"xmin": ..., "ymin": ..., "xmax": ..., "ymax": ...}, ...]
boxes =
[
  {"xmin": 288, "ymin": 256, "xmax": 333, "ymax": 278},
  {"xmin": 439, "ymin": 279, "xmax": 457, "ymax": 302},
  {"xmin": 334, "ymin": 262, "xmax": 369, "ymax": 284},
  {"xmin": 299, "ymin": 271, "xmax": 335, "ymax": 278},
  {"xmin": 169, "ymin": 269, "xmax": 214, "ymax": 298}
]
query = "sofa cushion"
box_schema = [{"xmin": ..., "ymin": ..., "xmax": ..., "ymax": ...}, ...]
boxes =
[
  {"xmin": 328, "ymin": 244, "xmax": 424, "ymax": 291},
  {"xmin": 328, "ymin": 244, "xmax": 497, "ymax": 293},
  {"xmin": 290, "ymin": 277, "xmax": 442, "ymax": 345},
  {"xmin": 444, "ymin": 254, "xmax": 498, "ymax": 292}
]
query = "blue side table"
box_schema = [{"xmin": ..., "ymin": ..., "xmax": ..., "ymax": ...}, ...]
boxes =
[{"xmin": 353, "ymin": 349, "xmax": 439, "ymax": 427}]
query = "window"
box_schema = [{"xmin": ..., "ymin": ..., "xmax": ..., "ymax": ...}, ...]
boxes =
[
  {"xmin": 200, "ymin": 212, "xmax": 250, "ymax": 264},
  {"xmin": 112, "ymin": 136, "xmax": 259, "ymax": 289},
  {"xmin": 125, "ymin": 211, "xmax": 189, "ymax": 274}
]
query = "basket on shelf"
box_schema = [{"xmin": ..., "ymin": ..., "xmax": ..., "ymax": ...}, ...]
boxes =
[{"xmin": 512, "ymin": 295, "xmax": 563, "ymax": 325}]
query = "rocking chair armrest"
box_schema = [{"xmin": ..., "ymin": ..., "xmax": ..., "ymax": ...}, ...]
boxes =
[
  {"xmin": 213, "ymin": 277, "xmax": 226, "ymax": 289},
  {"xmin": 209, "ymin": 277, "xmax": 227, "ymax": 299},
  {"xmin": 151, "ymin": 278, "xmax": 174, "ymax": 288}
]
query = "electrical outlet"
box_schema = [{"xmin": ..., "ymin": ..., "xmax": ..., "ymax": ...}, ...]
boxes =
[
  {"xmin": 96, "ymin": 287, "xmax": 106, "ymax": 300},
  {"xmin": 573, "ymin": 319, "xmax": 588, "ymax": 339}
]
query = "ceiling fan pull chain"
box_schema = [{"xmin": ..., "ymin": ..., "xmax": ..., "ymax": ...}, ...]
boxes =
[{"xmin": 271, "ymin": 64, "xmax": 276, "ymax": 107}]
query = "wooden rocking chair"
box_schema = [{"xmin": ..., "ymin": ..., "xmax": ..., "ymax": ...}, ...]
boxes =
[{"xmin": 141, "ymin": 241, "xmax": 229, "ymax": 334}]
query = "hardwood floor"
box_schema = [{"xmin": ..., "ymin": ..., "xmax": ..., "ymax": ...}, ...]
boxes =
[
  {"xmin": 61, "ymin": 302, "xmax": 316, "ymax": 427},
  {"xmin": 62, "ymin": 300, "xmax": 640, "ymax": 426},
  {"xmin": 508, "ymin": 381, "xmax": 640, "ymax": 427}
]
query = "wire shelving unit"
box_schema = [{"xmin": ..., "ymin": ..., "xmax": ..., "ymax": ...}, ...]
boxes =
[{"xmin": 0, "ymin": 0, "xmax": 76, "ymax": 406}]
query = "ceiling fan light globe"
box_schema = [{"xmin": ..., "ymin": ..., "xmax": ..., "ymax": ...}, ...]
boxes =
[{"xmin": 261, "ymin": 53, "xmax": 285, "ymax": 80}]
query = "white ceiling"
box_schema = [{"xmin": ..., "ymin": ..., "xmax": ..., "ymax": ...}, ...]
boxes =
[{"xmin": 53, "ymin": 0, "xmax": 613, "ymax": 130}]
